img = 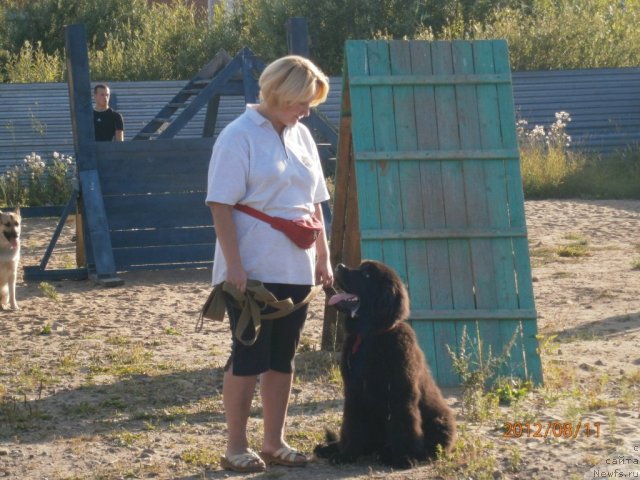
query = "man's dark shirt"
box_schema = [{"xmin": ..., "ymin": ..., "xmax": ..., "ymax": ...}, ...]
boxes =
[{"xmin": 93, "ymin": 108, "xmax": 124, "ymax": 141}]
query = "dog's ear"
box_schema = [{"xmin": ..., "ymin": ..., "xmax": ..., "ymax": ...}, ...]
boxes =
[
  {"xmin": 15, "ymin": 206, "xmax": 20, "ymax": 215},
  {"xmin": 375, "ymin": 277, "xmax": 410, "ymax": 326}
]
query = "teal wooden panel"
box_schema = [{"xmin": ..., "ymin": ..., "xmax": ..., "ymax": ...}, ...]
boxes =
[
  {"xmin": 367, "ymin": 42, "xmax": 405, "ymax": 280},
  {"xmin": 407, "ymin": 41, "xmax": 440, "ymax": 376},
  {"xmin": 431, "ymin": 41, "xmax": 471, "ymax": 387},
  {"xmin": 464, "ymin": 41, "xmax": 510, "ymax": 374},
  {"xmin": 451, "ymin": 40, "xmax": 499, "ymax": 371},
  {"xmin": 346, "ymin": 41, "xmax": 382, "ymax": 261},
  {"xmin": 345, "ymin": 39, "xmax": 542, "ymax": 387},
  {"xmin": 493, "ymin": 40, "xmax": 542, "ymax": 380},
  {"xmin": 412, "ymin": 41, "xmax": 454, "ymax": 381}
]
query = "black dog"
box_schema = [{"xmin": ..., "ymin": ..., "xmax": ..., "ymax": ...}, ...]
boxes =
[{"xmin": 315, "ymin": 260, "xmax": 456, "ymax": 469}]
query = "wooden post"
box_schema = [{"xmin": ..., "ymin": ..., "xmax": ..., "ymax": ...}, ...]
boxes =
[
  {"xmin": 65, "ymin": 24, "xmax": 122, "ymax": 286},
  {"xmin": 286, "ymin": 17, "xmax": 310, "ymax": 56}
]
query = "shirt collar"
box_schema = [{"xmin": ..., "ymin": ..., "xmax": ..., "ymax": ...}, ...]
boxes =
[
  {"xmin": 245, "ymin": 104, "xmax": 270, "ymax": 127},
  {"xmin": 245, "ymin": 104, "xmax": 290, "ymax": 136}
]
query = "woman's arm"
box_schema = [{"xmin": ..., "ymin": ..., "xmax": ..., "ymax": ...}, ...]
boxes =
[
  {"xmin": 209, "ymin": 202, "xmax": 247, "ymax": 293},
  {"xmin": 313, "ymin": 203, "xmax": 333, "ymax": 288}
]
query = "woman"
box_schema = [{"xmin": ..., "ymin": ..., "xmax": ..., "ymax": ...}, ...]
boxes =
[{"xmin": 205, "ymin": 55, "xmax": 333, "ymax": 473}]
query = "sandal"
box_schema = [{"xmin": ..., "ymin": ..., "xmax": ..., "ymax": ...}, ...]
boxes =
[
  {"xmin": 260, "ymin": 446, "xmax": 308, "ymax": 467},
  {"xmin": 220, "ymin": 449, "xmax": 266, "ymax": 473}
]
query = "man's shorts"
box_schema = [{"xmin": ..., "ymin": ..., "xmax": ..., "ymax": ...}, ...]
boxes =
[{"xmin": 224, "ymin": 283, "xmax": 312, "ymax": 376}]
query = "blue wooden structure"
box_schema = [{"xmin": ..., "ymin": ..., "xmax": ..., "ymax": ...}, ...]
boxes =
[
  {"xmin": 23, "ymin": 25, "xmax": 262, "ymax": 282},
  {"xmin": 24, "ymin": 22, "xmax": 337, "ymax": 282},
  {"xmin": 328, "ymin": 40, "xmax": 543, "ymax": 387}
]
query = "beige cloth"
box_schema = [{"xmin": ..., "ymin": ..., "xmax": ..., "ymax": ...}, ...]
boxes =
[{"xmin": 197, "ymin": 280, "xmax": 321, "ymax": 345}]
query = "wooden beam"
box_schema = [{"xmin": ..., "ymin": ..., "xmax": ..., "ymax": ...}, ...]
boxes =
[
  {"xmin": 65, "ymin": 24, "xmax": 121, "ymax": 286},
  {"xmin": 349, "ymin": 73, "xmax": 511, "ymax": 85}
]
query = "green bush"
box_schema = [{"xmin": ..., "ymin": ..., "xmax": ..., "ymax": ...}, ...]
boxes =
[
  {"xmin": 0, "ymin": 151, "xmax": 76, "ymax": 207},
  {"xmin": 473, "ymin": 0, "xmax": 640, "ymax": 70},
  {"xmin": 4, "ymin": 41, "xmax": 64, "ymax": 82},
  {"xmin": 3, "ymin": 0, "xmax": 640, "ymax": 79},
  {"xmin": 519, "ymin": 112, "xmax": 640, "ymax": 199}
]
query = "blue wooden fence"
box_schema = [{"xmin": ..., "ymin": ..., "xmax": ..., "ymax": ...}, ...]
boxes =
[{"xmin": 1, "ymin": 67, "xmax": 639, "ymax": 173}]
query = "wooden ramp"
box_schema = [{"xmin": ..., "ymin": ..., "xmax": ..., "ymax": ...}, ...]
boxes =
[{"xmin": 329, "ymin": 40, "xmax": 542, "ymax": 387}]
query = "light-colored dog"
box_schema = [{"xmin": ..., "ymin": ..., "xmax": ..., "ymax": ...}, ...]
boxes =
[{"xmin": 0, "ymin": 207, "xmax": 21, "ymax": 310}]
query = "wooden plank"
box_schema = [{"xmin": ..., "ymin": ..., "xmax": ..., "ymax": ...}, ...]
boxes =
[
  {"xmin": 158, "ymin": 54, "xmax": 244, "ymax": 138},
  {"xmin": 431, "ymin": 41, "xmax": 474, "ymax": 387},
  {"xmin": 113, "ymin": 244, "xmax": 213, "ymax": 270},
  {"xmin": 110, "ymin": 226, "xmax": 215, "ymax": 249},
  {"xmin": 65, "ymin": 24, "xmax": 120, "ymax": 283},
  {"xmin": 451, "ymin": 40, "xmax": 496, "ymax": 360},
  {"xmin": 95, "ymin": 139, "xmax": 213, "ymax": 195},
  {"xmin": 348, "ymin": 73, "xmax": 511, "ymax": 85},
  {"xmin": 471, "ymin": 40, "xmax": 518, "ymax": 377},
  {"xmin": 411, "ymin": 309, "xmax": 537, "ymax": 321},
  {"xmin": 346, "ymin": 41, "xmax": 382, "ymax": 261},
  {"xmin": 493, "ymin": 40, "xmax": 542, "ymax": 382},
  {"xmin": 242, "ymin": 50, "xmax": 263, "ymax": 103},
  {"xmin": 355, "ymin": 149, "xmax": 519, "ymax": 161},
  {"xmin": 367, "ymin": 41, "xmax": 405, "ymax": 275},
  {"xmin": 133, "ymin": 50, "xmax": 231, "ymax": 139},
  {"xmin": 77, "ymin": 170, "xmax": 119, "ymax": 279},
  {"xmin": 103, "ymin": 193, "xmax": 211, "ymax": 230},
  {"xmin": 405, "ymin": 41, "xmax": 447, "ymax": 379},
  {"xmin": 360, "ymin": 227, "xmax": 527, "ymax": 239},
  {"xmin": 389, "ymin": 39, "xmax": 428, "ymax": 321},
  {"xmin": 23, "ymin": 266, "xmax": 88, "ymax": 281},
  {"xmin": 35, "ymin": 188, "xmax": 78, "ymax": 270}
]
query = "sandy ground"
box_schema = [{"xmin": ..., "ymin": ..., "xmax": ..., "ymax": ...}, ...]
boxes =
[{"xmin": 0, "ymin": 199, "xmax": 639, "ymax": 479}]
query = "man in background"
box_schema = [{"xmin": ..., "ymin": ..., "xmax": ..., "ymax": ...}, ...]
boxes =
[{"xmin": 93, "ymin": 84, "xmax": 124, "ymax": 141}]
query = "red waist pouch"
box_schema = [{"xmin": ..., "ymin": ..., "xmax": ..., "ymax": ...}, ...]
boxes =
[{"xmin": 234, "ymin": 204, "xmax": 323, "ymax": 249}]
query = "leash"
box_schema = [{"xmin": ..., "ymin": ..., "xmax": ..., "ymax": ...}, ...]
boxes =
[{"xmin": 197, "ymin": 280, "xmax": 322, "ymax": 346}]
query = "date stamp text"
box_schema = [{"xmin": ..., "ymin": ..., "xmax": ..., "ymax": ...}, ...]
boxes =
[{"xmin": 503, "ymin": 421, "xmax": 602, "ymax": 439}]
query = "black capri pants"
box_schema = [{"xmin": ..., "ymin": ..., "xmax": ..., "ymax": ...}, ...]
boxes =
[{"xmin": 224, "ymin": 283, "xmax": 312, "ymax": 376}]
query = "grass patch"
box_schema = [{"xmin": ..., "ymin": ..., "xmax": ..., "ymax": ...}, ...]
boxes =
[
  {"xmin": 522, "ymin": 148, "xmax": 640, "ymax": 199},
  {"xmin": 89, "ymin": 342, "xmax": 155, "ymax": 377},
  {"xmin": 180, "ymin": 446, "xmax": 221, "ymax": 468},
  {"xmin": 529, "ymin": 246, "xmax": 559, "ymax": 267},
  {"xmin": 446, "ymin": 323, "xmax": 523, "ymax": 423},
  {"xmin": 433, "ymin": 426, "xmax": 499, "ymax": 479},
  {"xmin": 555, "ymin": 243, "xmax": 589, "ymax": 257},
  {"xmin": 38, "ymin": 282, "xmax": 60, "ymax": 302},
  {"xmin": 164, "ymin": 326, "xmax": 181, "ymax": 336},
  {"xmin": 38, "ymin": 323, "xmax": 52, "ymax": 335}
]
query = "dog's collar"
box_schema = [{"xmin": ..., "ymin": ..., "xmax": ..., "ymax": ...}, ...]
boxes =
[
  {"xmin": 351, "ymin": 334, "xmax": 363, "ymax": 354},
  {"xmin": 349, "ymin": 324, "xmax": 398, "ymax": 355}
]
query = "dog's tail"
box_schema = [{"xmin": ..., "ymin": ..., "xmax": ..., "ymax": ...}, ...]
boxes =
[{"xmin": 313, "ymin": 429, "xmax": 340, "ymax": 458}]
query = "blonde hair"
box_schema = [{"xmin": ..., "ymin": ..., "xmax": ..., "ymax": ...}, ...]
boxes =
[{"xmin": 259, "ymin": 55, "xmax": 329, "ymax": 108}]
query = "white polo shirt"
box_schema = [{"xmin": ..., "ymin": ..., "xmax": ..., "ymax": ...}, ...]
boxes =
[{"xmin": 206, "ymin": 105, "xmax": 330, "ymax": 286}]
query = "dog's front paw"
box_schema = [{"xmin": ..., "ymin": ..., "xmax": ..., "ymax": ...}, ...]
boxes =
[
  {"xmin": 10, "ymin": 303, "xmax": 19, "ymax": 311},
  {"xmin": 378, "ymin": 449, "xmax": 418, "ymax": 469},
  {"xmin": 329, "ymin": 451, "xmax": 357, "ymax": 465},
  {"xmin": 314, "ymin": 441, "xmax": 339, "ymax": 459}
]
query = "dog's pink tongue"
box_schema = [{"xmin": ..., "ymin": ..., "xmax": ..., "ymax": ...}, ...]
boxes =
[
  {"xmin": 328, "ymin": 292, "xmax": 358, "ymax": 306},
  {"xmin": 9, "ymin": 238, "xmax": 18, "ymax": 249}
]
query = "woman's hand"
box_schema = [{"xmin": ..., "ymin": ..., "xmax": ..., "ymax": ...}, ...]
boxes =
[
  {"xmin": 312, "ymin": 203, "xmax": 333, "ymax": 288},
  {"xmin": 315, "ymin": 255, "xmax": 333, "ymax": 289},
  {"xmin": 225, "ymin": 263, "xmax": 248, "ymax": 293}
]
